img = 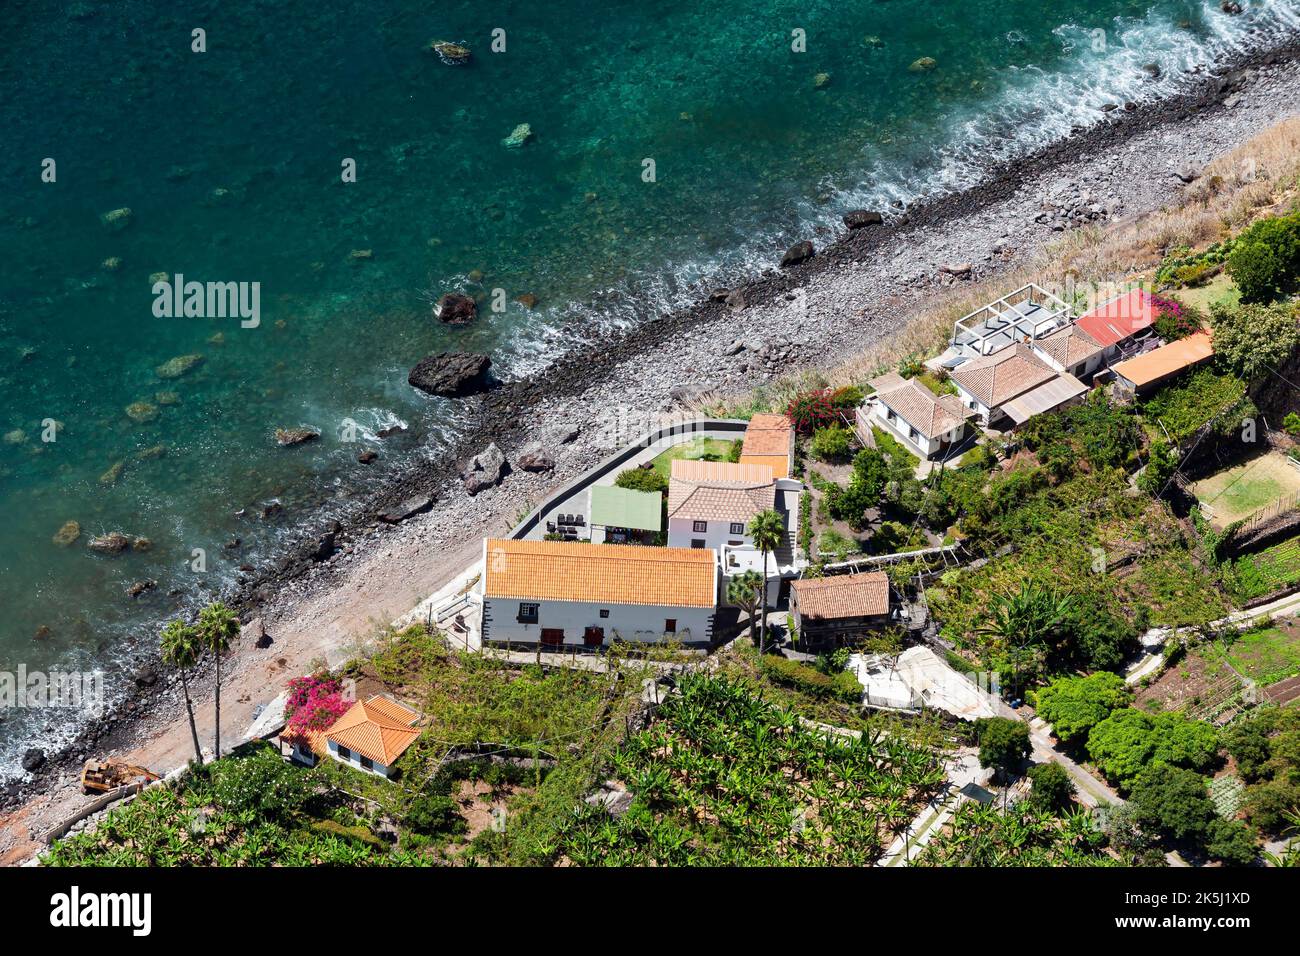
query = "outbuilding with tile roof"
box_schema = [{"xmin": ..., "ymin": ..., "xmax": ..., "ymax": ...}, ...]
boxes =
[
  {"xmin": 857, "ymin": 372, "xmax": 974, "ymax": 461},
  {"xmin": 791, "ymin": 572, "xmax": 893, "ymax": 646}
]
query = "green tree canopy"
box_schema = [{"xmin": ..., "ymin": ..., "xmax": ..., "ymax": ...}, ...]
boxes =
[
  {"xmin": 973, "ymin": 717, "xmax": 1031, "ymax": 778},
  {"xmin": 1035, "ymin": 672, "xmax": 1132, "ymax": 744},
  {"xmin": 1210, "ymin": 299, "xmax": 1300, "ymax": 382},
  {"xmin": 1128, "ymin": 763, "xmax": 1217, "ymax": 842}
]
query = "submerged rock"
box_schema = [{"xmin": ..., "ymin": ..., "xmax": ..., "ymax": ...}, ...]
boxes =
[
  {"xmin": 155, "ymin": 353, "xmax": 204, "ymax": 379},
  {"xmin": 430, "ymin": 40, "xmax": 472, "ymax": 64},
  {"xmin": 908, "ymin": 57, "xmax": 937, "ymax": 72},
  {"xmin": 88, "ymin": 531, "xmax": 131, "ymax": 555},
  {"xmin": 100, "ymin": 207, "xmax": 133, "ymax": 230},
  {"xmin": 436, "ymin": 292, "xmax": 478, "ymax": 324},
  {"xmin": 155, "ymin": 391, "xmax": 180, "ymax": 406},
  {"xmin": 408, "ymin": 352, "xmax": 493, "ymax": 397},
  {"xmin": 780, "ymin": 240, "xmax": 815, "ymax": 268},
  {"xmin": 275, "ymin": 427, "xmax": 320, "ymax": 447},
  {"xmin": 502, "ymin": 123, "xmax": 533, "ymax": 148},
  {"xmin": 357, "ymin": 449, "xmax": 379, "ymax": 464},
  {"xmin": 814, "ymin": 72, "xmax": 831, "ymax": 89},
  {"xmin": 3, "ymin": 429, "xmax": 26, "ymax": 445},
  {"xmin": 463, "ymin": 442, "xmax": 507, "ymax": 495},
  {"xmin": 125, "ymin": 401, "xmax": 158, "ymax": 423},
  {"xmin": 515, "ymin": 292, "xmax": 539, "ymax": 310},
  {"xmin": 99, "ymin": 461, "xmax": 126, "ymax": 485},
  {"xmin": 52, "ymin": 520, "xmax": 81, "ymax": 547},
  {"xmin": 127, "ymin": 579, "xmax": 157, "ymax": 598}
]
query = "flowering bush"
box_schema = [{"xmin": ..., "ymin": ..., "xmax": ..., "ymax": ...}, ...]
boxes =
[
  {"xmin": 785, "ymin": 389, "xmax": 835, "ymax": 435},
  {"xmin": 1150, "ymin": 294, "xmax": 1201, "ymax": 341},
  {"xmin": 285, "ymin": 674, "xmax": 350, "ymax": 733}
]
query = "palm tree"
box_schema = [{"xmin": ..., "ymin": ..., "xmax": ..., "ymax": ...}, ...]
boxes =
[
  {"xmin": 976, "ymin": 582, "xmax": 1075, "ymax": 697},
  {"xmin": 748, "ymin": 508, "xmax": 785, "ymax": 656},
  {"xmin": 160, "ymin": 619, "xmax": 205, "ymax": 765},
  {"xmin": 196, "ymin": 602, "xmax": 240, "ymax": 759},
  {"xmin": 727, "ymin": 569, "xmax": 764, "ymax": 638}
]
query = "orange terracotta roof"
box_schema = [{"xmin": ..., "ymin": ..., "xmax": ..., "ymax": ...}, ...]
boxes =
[
  {"xmin": 1034, "ymin": 323, "xmax": 1103, "ymax": 368},
  {"xmin": 324, "ymin": 696, "xmax": 422, "ymax": 767},
  {"xmin": 793, "ymin": 572, "xmax": 891, "ymax": 620},
  {"xmin": 281, "ymin": 725, "xmax": 329, "ymax": 758},
  {"xmin": 741, "ymin": 414, "xmax": 793, "ymax": 456},
  {"xmin": 1075, "ymin": 290, "xmax": 1157, "ymax": 347},
  {"xmin": 950, "ymin": 343, "xmax": 1056, "ymax": 408},
  {"xmin": 1112, "ymin": 331, "xmax": 1214, "ymax": 389},
  {"xmin": 483, "ymin": 538, "xmax": 717, "ymax": 608},
  {"xmin": 667, "ymin": 459, "xmax": 776, "ymax": 521},
  {"xmin": 873, "ymin": 378, "xmax": 972, "ymax": 440}
]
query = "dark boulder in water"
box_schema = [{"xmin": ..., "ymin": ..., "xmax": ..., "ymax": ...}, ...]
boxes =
[
  {"xmin": 408, "ymin": 352, "xmax": 493, "ymax": 397},
  {"xmin": 843, "ymin": 209, "xmax": 884, "ymax": 230},
  {"xmin": 436, "ymin": 292, "xmax": 478, "ymax": 324},
  {"xmin": 780, "ymin": 240, "xmax": 815, "ymax": 268},
  {"xmin": 275, "ymin": 427, "xmax": 320, "ymax": 446},
  {"xmin": 21, "ymin": 749, "xmax": 45, "ymax": 772}
]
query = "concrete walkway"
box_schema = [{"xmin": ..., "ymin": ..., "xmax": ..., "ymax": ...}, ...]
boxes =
[{"xmin": 1125, "ymin": 588, "xmax": 1300, "ymax": 685}]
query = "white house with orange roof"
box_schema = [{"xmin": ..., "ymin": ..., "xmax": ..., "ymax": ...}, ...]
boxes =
[
  {"xmin": 665, "ymin": 459, "xmax": 803, "ymax": 597},
  {"xmin": 859, "ymin": 371, "xmax": 974, "ymax": 460},
  {"xmin": 282, "ymin": 694, "xmax": 422, "ymax": 779},
  {"xmin": 479, "ymin": 538, "xmax": 719, "ymax": 648}
]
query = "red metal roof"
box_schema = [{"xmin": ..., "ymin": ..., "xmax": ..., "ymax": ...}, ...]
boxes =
[{"xmin": 1075, "ymin": 290, "xmax": 1156, "ymax": 347}]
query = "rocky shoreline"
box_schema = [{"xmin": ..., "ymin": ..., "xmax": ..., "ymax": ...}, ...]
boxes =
[{"xmin": 6, "ymin": 34, "xmax": 1300, "ymax": 813}]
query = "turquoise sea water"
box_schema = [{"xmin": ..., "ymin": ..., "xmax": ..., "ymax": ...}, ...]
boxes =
[{"xmin": 1, "ymin": 0, "xmax": 1297, "ymax": 775}]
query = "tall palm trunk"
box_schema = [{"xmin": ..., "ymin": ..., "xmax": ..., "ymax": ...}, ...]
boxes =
[
  {"xmin": 179, "ymin": 669, "xmax": 203, "ymax": 765},
  {"xmin": 213, "ymin": 652, "xmax": 222, "ymax": 760},
  {"xmin": 758, "ymin": 545, "xmax": 769, "ymax": 656}
]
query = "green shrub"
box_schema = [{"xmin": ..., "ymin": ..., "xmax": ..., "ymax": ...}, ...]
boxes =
[
  {"xmin": 809, "ymin": 423, "xmax": 854, "ymax": 462},
  {"xmin": 310, "ymin": 819, "xmax": 386, "ymax": 847},
  {"xmin": 827, "ymin": 385, "xmax": 865, "ymax": 409},
  {"xmin": 1205, "ymin": 818, "xmax": 1258, "ymax": 866},
  {"xmin": 1284, "ymin": 411, "xmax": 1300, "ymax": 437},
  {"xmin": 973, "ymin": 717, "xmax": 1031, "ymax": 776},
  {"xmin": 1035, "ymin": 672, "xmax": 1132, "ymax": 744},
  {"xmin": 404, "ymin": 791, "xmax": 464, "ymax": 836},
  {"xmin": 1227, "ymin": 212, "xmax": 1300, "ymax": 303},
  {"xmin": 614, "ymin": 467, "xmax": 668, "ymax": 494},
  {"xmin": 1027, "ymin": 762, "xmax": 1075, "ymax": 811},
  {"xmin": 759, "ymin": 655, "xmax": 861, "ymax": 703}
]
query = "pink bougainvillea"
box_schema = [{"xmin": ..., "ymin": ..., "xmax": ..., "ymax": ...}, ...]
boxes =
[{"xmin": 284, "ymin": 674, "xmax": 350, "ymax": 733}]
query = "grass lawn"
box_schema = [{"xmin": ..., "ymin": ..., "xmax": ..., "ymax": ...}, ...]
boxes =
[
  {"xmin": 1219, "ymin": 624, "xmax": 1300, "ymax": 685},
  {"xmin": 1189, "ymin": 452, "xmax": 1300, "ymax": 528},
  {"xmin": 1171, "ymin": 272, "xmax": 1239, "ymax": 315},
  {"xmin": 649, "ymin": 437, "xmax": 740, "ymax": 479}
]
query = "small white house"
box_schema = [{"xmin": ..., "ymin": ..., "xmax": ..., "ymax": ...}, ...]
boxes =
[
  {"xmin": 282, "ymin": 694, "xmax": 422, "ymax": 779},
  {"xmin": 665, "ymin": 459, "xmax": 802, "ymax": 602},
  {"xmin": 480, "ymin": 538, "xmax": 719, "ymax": 647},
  {"xmin": 857, "ymin": 372, "xmax": 972, "ymax": 461},
  {"xmin": 948, "ymin": 342, "xmax": 1058, "ymax": 427}
]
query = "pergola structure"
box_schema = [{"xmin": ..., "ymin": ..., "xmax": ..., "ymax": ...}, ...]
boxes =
[{"xmin": 950, "ymin": 284, "xmax": 1071, "ymax": 360}]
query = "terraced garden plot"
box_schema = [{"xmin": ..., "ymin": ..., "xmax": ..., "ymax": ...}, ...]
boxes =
[
  {"xmin": 1190, "ymin": 452, "xmax": 1300, "ymax": 529},
  {"xmin": 1225, "ymin": 534, "xmax": 1300, "ymax": 601},
  {"xmin": 1219, "ymin": 625, "xmax": 1300, "ymax": 686},
  {"xmin": 558, "ymin": 673, "xmax": 947, "ymax": 865}
]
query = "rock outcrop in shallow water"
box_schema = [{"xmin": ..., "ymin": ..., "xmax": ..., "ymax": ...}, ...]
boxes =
[
  {"xmin": 408, "ymin": 352, "xmax": 493, "ymax": 397},
  {"xmin": 436, "ymin": 293, "xmax": 477, "ymax": 324}
]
